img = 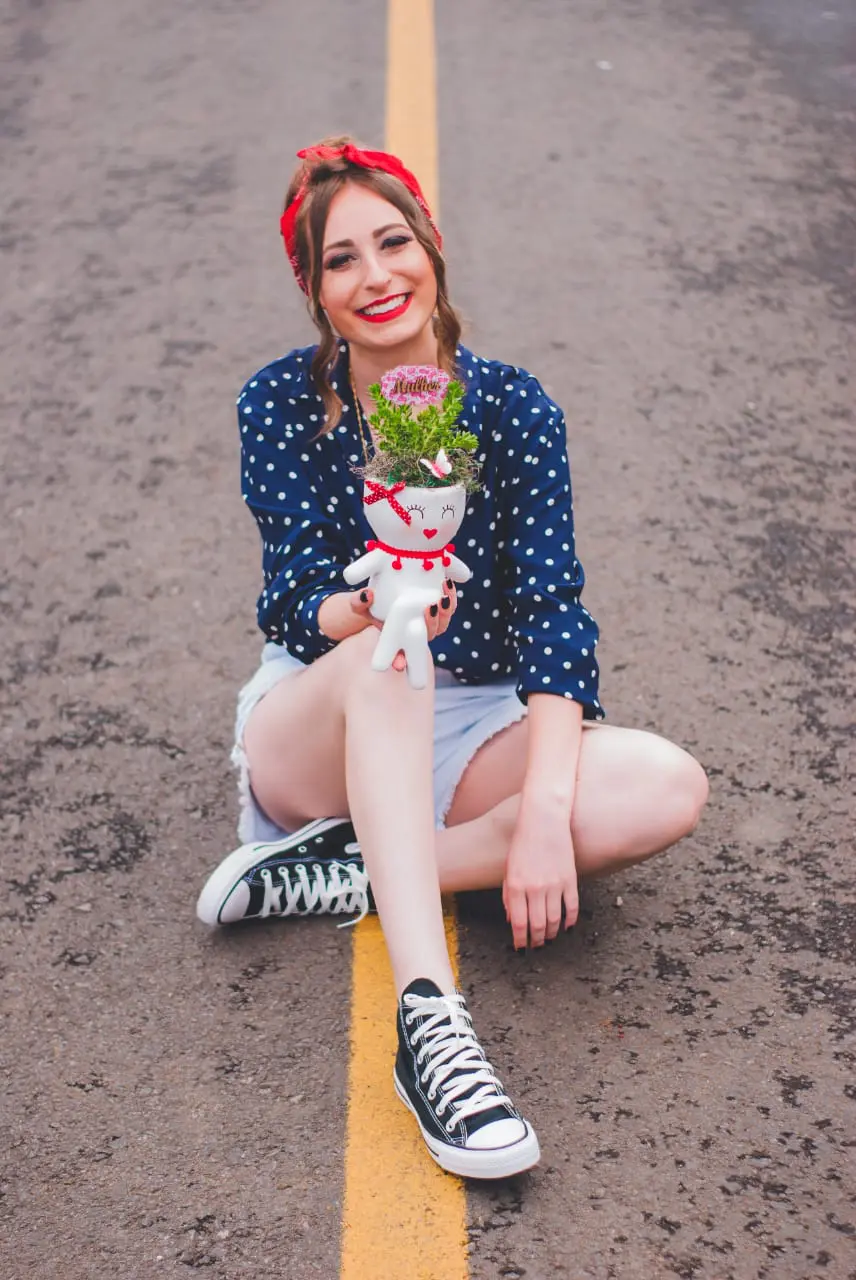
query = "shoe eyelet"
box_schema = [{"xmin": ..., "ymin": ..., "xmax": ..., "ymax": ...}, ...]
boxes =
[{"xmin": 445, "ymin": 1120, "xmax": 455, "ymax": 1134}]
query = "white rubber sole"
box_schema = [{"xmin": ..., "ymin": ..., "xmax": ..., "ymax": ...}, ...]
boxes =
[
  {"xmin": 393, "ymin": 1070, "xmax": 541, "ymax": 1180},
  {"xmin": 195, "ymin": 818, "xmax": 352, "ymax": 925}
]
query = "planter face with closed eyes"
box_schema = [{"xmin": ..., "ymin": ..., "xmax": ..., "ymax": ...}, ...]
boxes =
[{"xmin": 359, "ymin": 480, "xmax": 468, "ymax": 619}]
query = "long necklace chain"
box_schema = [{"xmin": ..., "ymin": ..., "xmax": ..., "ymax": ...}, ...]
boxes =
[{"xmin": 348, "ymin": 361, "xmax": 375, "ymax": 463}]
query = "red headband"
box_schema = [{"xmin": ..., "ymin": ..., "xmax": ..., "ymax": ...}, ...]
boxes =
[{"xmin": 280, "ymin": 143, "xmax": 442, "ymax": 294}]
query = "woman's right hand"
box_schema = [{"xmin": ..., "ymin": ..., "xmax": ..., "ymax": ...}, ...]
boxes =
[
  {"xmin": 319, "ymin": 583, "xmax": 458, "ymax": 670},
  {"xmin": 319, "ymin": 588, "xmax": 403, "ymax": 667},
  {"xmin": 318, "ymin": 588, "xmax": 377, "ymax": 641},
  {"xmin": 348, "ymin": 587, "xmax": 379, "ymax": 633}
]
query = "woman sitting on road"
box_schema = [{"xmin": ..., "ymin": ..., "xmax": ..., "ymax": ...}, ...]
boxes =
[{"xmin": 196, "ymin": 138, "xmax": 709, "ymax": 1180}]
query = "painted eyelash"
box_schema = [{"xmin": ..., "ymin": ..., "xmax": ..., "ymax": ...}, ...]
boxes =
[
  {"xmin": 406, "ymin": 503, "xmax": 425, "ymax": 516},
  {"xmin": 442, "ymin": 504, "xmax": 456, "ymax": 517}
]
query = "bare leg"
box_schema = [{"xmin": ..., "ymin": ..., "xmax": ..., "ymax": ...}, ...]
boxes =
[
  {"xmin": 245, "ymin": 642, "xmax": 708, "ymax": 964},
  {"xmin": 437, "ymin": 719, "xmax": 710, "ymax": 885},
  {"xmin": 342, "ymin": 635, "xmax": 455, "ymax": 995},
  {"xmin": 397, "ymin": 720, "xmax": 707, "ymax": 898},
  {"xmin": 244, "ymin": 628, "xmax": 454, "ymax": 995}
]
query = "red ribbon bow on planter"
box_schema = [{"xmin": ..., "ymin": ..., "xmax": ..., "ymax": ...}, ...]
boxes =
[{"xmin": 363, "ymin": 479, "xmax": 412, "ymax": 525}]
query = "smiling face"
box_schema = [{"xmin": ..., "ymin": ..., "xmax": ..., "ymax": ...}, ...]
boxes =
[
  {"xmin": 318, "ymin": 183, "xmax": 438, "ymax": 358},
  {"xmin": 364, "ymin": 484, "xmax": 466, "ymax": 550}
]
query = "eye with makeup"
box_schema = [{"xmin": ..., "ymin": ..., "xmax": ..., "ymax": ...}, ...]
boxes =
[
  {"xmin": 406, "ymin": 503, "xmax": 425, "ymax": 517},
  {"xmin": 324, "ymin": 233, "xmax": 413, "ymax": 273},
  {"xmin": 325, "ymin": 250, "xmax": 354, "ymax": 271}
]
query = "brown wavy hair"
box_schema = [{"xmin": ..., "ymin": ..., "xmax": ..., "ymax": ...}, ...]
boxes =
[{"xmin": 283, "ymin": 136, "xmax": 462, "ymax": 433}]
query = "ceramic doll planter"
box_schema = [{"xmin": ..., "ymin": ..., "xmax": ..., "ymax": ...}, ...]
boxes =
[
  {"xmin": 344, "ymin": 480, "xmax": 471, "ymax": 688},
  {"xmin": 343, "ymin": 365, "xmax": 480, "ymax": 690}
]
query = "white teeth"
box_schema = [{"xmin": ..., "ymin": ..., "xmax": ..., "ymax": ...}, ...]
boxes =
[{"xmin": 361, "ymin": 294, "xmax": 407, "ymax": 316}]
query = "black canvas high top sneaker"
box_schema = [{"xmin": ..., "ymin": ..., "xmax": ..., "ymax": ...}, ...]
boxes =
[
  {"xmin": 394, "ymin": 978, "xmax": 541, "ymax": 1179},
  {"xmin": 196, "ymin": 818, "xmax": 370, "ymax": 926}
]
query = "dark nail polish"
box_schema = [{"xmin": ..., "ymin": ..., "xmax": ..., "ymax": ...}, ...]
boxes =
[
  {"xmin": 430, "ymin": 604, "xmax": 438, "ymax": 617},
  {"xmin": 360, "ymin": 591, "xmax": 368, "ymax": 603},
  {"xmin": 446, "ymin": 578, "xmax": 453, "ymax": 590},
  {"xmin": 441, "ymin": 596, "xmax": 450, "ymax": 609}
]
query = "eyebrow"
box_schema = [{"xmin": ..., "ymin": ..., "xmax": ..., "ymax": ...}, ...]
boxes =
[{"xmin": 323, "ymin": 223, "xmax": 409, "ymax": 252}]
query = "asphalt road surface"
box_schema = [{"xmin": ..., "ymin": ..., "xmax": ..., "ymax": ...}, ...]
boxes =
[{"xmin": 1, "ymin": 2, "xmax": 854, "ymax": 1277}]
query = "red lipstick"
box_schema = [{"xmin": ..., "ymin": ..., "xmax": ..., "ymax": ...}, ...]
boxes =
[{"xmin": 357, "ymin": 293, "xmax": 413, "ymax": 324}]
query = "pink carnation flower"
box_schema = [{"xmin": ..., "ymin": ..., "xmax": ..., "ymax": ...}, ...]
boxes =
[{"xmin": 380, "ymin": 364, "xmax": 450, "ymax": 408}]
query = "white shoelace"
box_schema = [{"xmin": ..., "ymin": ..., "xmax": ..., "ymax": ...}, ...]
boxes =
[
  {"xmin": 403, "ymin": 991, "xmax": 514, "ymax": 1133},
  {"xmin": 259, "ymin": 860, "xmax": 370, "ymax": 926}
]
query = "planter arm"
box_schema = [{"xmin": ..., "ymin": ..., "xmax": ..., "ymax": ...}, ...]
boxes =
[
  {"xmin": 343, "ymin": 548, "xmax": 387, "ymax": 586},
  {"xmin": 445, "ymin": 554, "xmax": 473, "ymax": 585}
]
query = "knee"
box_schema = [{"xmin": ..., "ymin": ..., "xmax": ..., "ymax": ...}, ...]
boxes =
[
  {"xmin": 334, "ymin": 627, "xmax": 381, "ymax": 692},
  {"xmin": 336, "ymin": 625, "xmax": 435, "ymax": 706},
  {"xmin": 338, "ymin": 625, "xmax": 381, "ymax": 665},
  {"xmin": 664, "ymin": 745, "xmax": 709, "ymax": 837},
  {"xmin": 629, "ymin": 733, "xmax": 708, "ymax": 840}
]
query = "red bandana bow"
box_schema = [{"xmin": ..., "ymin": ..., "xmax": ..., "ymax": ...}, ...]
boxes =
[
  {"xmin": 363, "ymin": 479, "xmax": 412, "ymax": 525},
  {"xmin": 280, "ymin": 144, "xmax": 442, "ymax": 293}
]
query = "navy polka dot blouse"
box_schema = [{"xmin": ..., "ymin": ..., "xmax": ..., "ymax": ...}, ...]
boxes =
[{"xmin": 238, "ymin": 343, "xmax": 603, "ymax": 719}]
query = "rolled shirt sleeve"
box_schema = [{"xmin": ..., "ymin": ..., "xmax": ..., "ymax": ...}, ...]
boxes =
[
  {"xmin": 498, "ymin": 378, "xmax": 603, "ymax": 717},
  {"xmin": 238, "ymin": 382, "xmax": 348, "ymax": 663}
]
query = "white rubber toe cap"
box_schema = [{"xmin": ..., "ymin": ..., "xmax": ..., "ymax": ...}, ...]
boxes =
[
  {"xmin": 466, "ymin": 1117, "xmax": 528, "ymax": 1150},
  {"xmin": 196, "ymin": 873, "xmax": 249, "ymax": 925},
  {"xmin": 216, "ymin": 881, "xmax": 250, "ymax": 924}
]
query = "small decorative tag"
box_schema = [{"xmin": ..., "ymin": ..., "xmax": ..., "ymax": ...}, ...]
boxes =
[{"xmin": 380, "ymin": 364, "xmax": 450, "ymax": 408}]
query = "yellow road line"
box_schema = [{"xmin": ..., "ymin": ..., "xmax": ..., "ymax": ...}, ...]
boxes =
[
  {"xmin": 340, "ymin": 6, "xmax": 468, "ymax": 1275},
  {"xmin": 341, "ymin": 914, "xmax": 466, "ymax": 1280},
  {"xmin": 385, "ymin": 0, "xmax": 439, "ymax": 213}
]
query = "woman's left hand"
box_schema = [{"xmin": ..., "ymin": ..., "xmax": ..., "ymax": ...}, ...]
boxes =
[{"xmin": 502, "ymin": 799, "xmax": 579, "ymax": 950}]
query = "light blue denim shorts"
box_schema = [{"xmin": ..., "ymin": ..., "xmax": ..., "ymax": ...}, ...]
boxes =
[{"xmin": 231, "ymin": 643, "xmax": 528, "ymax": 844}]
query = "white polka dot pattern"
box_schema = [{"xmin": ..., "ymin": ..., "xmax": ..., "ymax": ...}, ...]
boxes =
[{"xmin": 237, "ymin": 344, "xmax": 603, "ymax": 717}]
